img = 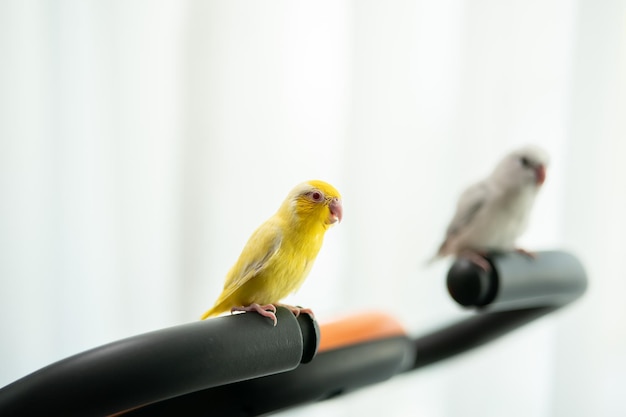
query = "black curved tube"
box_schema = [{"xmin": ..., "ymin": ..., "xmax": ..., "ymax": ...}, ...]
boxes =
[
  {"xmin": 0, "ymin": 308, "xmax": 319, "ymax": 417},
  {"xmin": 411, "ymin": 306, "xmax": 557, "ymax": 370},
  {"xmin": 120, "ymin": 336, "xmax": 415, "ymax": 417},
  {"xmin": 446, "ymin": 250, "xmax": 587, "ymax": 310},
  {"xmin": 411, "ymin": 250, "xmax": 587, "ymax": 370}
]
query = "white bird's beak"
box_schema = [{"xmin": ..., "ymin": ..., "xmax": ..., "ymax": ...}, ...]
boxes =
[{"xmin": 535, "ymin": 165, "xmax": 546, "ymax": 186}]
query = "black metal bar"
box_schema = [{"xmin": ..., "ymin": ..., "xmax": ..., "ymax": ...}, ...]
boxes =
[
  {"xmin": 446, "ymin": 250, "xmax": 587, "ymax": 310},
  {"xmin": 410, "ymin": 306, "xmax": 556, "ymax": 370},
  {"xmin": 119, "ymin": 336, "xmax": 415, "ymax": 417},
  {"xmin": 0, "ymin": 308, "xmax": 319, "ymax": 417},
  {"xmin": 410, "ymin": 250, "xmax": 587, "ymax": 370}
]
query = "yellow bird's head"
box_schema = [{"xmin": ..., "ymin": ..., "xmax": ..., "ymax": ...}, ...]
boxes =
[{"xmin": 280, "ymin": 180, "xmax": 343, "ymax": 229}]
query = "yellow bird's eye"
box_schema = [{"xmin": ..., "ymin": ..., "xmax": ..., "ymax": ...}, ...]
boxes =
[{"xmin": 307, "ymin": 190, "xmax": 325, "ymax": 203}]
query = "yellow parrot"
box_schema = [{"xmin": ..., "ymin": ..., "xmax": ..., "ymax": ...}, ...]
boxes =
[{"xmin": 200, "ymin": 180, "xmax": 343, "ymax": 326}]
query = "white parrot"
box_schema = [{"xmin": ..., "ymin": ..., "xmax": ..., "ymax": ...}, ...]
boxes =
[{"xmin": 431, "ymin": 145, "xmax": 549, "ymax": 270}]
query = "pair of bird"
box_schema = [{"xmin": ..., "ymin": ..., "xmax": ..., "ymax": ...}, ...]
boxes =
[{"xmin": 201, "ymin": 145, "xmax": 549, "ymax": 326}]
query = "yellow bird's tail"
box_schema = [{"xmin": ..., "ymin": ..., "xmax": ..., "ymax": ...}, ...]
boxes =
[
  {"xmin": 200, "ymin": 298, "xmax": 230, "ymax": 320},
  {"xmin": 199, "ymin": 308, "xmax": 214, "ymax": 320}
]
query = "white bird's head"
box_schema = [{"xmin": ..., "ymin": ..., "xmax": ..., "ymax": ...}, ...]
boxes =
[{"xmin": 492, "ymin": 145, "xmax": 550, "ymax": 189}]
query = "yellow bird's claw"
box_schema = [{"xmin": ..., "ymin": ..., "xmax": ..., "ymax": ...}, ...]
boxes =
[
  {"xmin": 231, "ymin": 303, "xmax": 278, "ymax": 326},
  {"xmin": 276, "ymin": 304, "xmax": 315, "ymax": 319}
]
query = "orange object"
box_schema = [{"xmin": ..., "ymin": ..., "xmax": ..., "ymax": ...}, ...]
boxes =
[{"xmin": 318, "ymin": 311, "xmax": 407, "ymax": 352}]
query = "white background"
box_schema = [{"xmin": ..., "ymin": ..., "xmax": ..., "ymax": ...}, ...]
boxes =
[{"xmin": 1, "ymin": 1, "xmax": 625, "ymax": 416}]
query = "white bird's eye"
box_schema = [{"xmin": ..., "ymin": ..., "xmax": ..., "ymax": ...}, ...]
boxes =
[
  {"xmin": 308, "ymin": 190, "xmax": 324, "ymax": 202},
  {"xmin": 519, "ymin": 156, "xmax": 531, "ymax": 168}
]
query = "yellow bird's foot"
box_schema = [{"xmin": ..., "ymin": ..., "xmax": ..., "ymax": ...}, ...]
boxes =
[
  {"xmin": 231, "ymin": 303, "xmax": 278, "ymax": 326},
  {"xmin": 458, "ymin": 250, "xmax": 492, "ymax": 272},
  {"xmin": 276, "ymin": 303, "xmax": 315, "ymax": 319}
]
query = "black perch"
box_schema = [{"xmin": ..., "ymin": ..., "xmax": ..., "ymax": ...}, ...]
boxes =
[
  {"xmin": 0, "ymin": 308, "xmax": 318, "ymax": 417},
  {"xmin": 0, "ymin": 250, "xmax": 586, "ymax": 417}
]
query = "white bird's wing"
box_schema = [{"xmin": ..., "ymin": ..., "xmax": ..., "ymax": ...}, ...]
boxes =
[
  {"xmin": 436, "ymin": 181, "xmax": 490, "ymax": 257},
  {"xmin": 446, "ymin": 182, "xmax": 489, "ymax": 236}
]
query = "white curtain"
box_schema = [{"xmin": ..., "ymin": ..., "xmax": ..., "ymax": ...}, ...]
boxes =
[{"xmin": 1, "ymin": 1, "xmax": 625, "ymax": 416}]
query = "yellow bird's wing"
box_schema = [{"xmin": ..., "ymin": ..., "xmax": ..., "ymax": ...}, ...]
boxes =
[{"xmin": 215, "ymin": 221, "xmax": 283, "ymax": 305}]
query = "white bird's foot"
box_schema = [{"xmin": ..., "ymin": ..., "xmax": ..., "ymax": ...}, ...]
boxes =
[
  {"xmin": 276, "ymin": 303, "xmax": 315, "ymax": 319},
  {"xmin": 459, "ymin": 250, "xmax": 492, "ymax": 272},
  {"xmin": 515, "ymin": 247, "xmax": 536, "ymax": 259},
  {"xmin": 231, "ymin": 303, "xmax": 278, "ymax": 326}
]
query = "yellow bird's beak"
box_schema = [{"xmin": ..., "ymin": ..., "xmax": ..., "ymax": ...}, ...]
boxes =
[{"xmin": 328, "ymin": 198, "xmax": 343, "ymax": 224}]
